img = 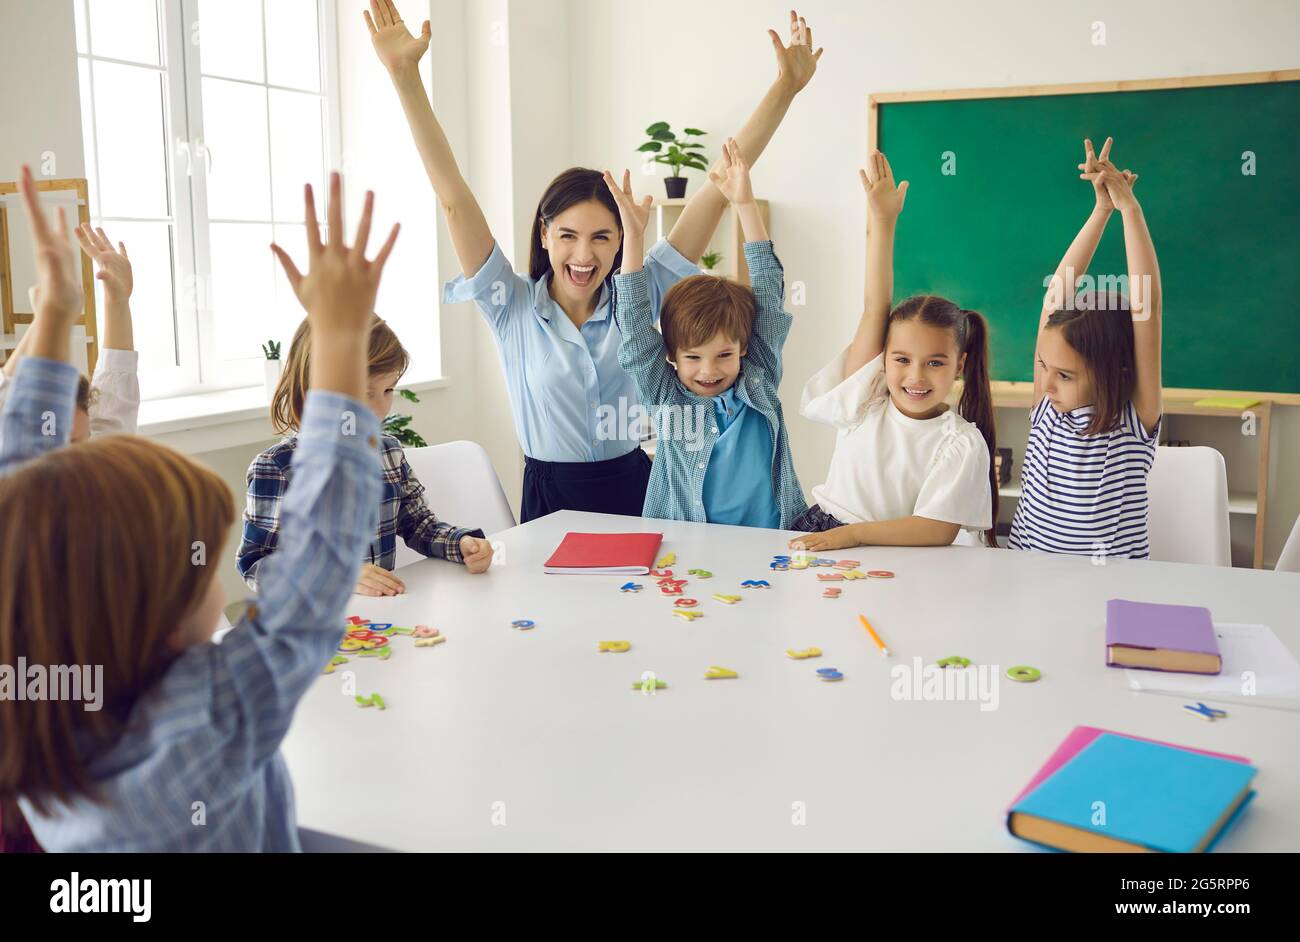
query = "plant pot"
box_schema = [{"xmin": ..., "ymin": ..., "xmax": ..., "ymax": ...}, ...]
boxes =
[
  {"xmin": 664, "ymin": 176, "xmax": 687, "ymax": 199},
  {"xmin": 263, "ymin": 358, "xmax": 283, "ymax": 400}
]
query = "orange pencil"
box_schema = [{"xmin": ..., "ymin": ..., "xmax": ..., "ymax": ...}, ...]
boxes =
[{"xmin": 858, "ymin": 614, "xmax": 890, "ymax": 658}]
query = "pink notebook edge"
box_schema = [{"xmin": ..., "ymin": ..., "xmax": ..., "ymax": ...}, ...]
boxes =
[{"xmin": 1007, "ymin": 725, "xmax": 1251, "ymax": 811}]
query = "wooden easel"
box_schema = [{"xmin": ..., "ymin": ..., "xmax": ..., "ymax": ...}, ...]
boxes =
[{"xmin": 0, "ymin": 177, "xmax": 99, "ymax": 377}]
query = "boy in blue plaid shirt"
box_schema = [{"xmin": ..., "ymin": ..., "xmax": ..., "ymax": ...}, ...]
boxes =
[
  {"xmin": 237, "ymin": 314, "xmax": 493, "ymax": 596},
  {"xmin": 604, "ymin": 139, "xmax": 806, "ymax": 528}
]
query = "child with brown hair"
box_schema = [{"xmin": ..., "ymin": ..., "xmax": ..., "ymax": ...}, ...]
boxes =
[
  {"xmin": 1, "ymin": 170, "xmax": 396, "ymax": 850},
  {"xmin": 605, "ymin": 140, "xmax": 806, "ymax": 528},
  {"xmin": 790, "ymin": 151, "xmax": 998, "ymax": 551},
  {"xmin": 236, "ymin": 309, "xmax": 493, "ymax": 596},
  {"xmin": 1008, "ymin": 137, "xmax": 1163, "ymax": 558}
]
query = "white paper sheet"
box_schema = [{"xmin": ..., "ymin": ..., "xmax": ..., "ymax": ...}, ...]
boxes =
[{"xmin": 1125, "ymin": 623, "xmax": 1300, "ymax": 712}]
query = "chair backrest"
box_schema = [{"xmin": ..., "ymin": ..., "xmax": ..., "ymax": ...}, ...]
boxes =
[
  {"xmin": 394, "ymin": 440, "xmax": 516, "ymax": 569},
  {"xmin": 1276, "ymin": 514, "xmax": 1300, "ymax": 573},
  {"xmin": 1146, "ymin": 446, "xmax": 1231, "ymax": 567}
]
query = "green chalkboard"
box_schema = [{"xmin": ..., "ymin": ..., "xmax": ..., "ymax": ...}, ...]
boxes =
[{"xmin": 873, "ymin": 76, "xmax": 1300, "ymax": 393}]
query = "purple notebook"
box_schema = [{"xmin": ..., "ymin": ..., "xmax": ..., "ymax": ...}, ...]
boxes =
[{"xmin": 1105, "ymin": 599, "xmax": 1222, "ymax": 674}]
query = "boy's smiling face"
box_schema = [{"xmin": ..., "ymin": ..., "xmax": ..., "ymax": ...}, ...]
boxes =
[{"xmin": 671, "ymin": 330, "xmax": 746, "ymax": 397}]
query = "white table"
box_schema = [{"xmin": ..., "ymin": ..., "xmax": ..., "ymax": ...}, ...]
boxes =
[{"xmin": 281, "ymin": 510, "xmax": 1300, "ymax": 851}]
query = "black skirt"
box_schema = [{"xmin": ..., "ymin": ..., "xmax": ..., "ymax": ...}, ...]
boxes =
[{"xmin": 521, "ymin": 447, "xmax": 652, "ymax": 523}]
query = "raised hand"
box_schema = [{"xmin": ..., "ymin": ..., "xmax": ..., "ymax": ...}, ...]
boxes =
[
  {"xmin": 768, "ymin": 9, "xmax": 823, "ymax": 93},
  {"xmin": 602, "ymin": 169, "xmax": 653, "ymax": 239},
  {"xmin": 270, "ymin": 173, "xmax": 399, "ymax": 336},
  {"xmin": 706, "ymin": 138, "xmax": 754, "ymax": 206},
  {"xmin": 18, "ymin": 165, "xmax": 82, "ymax": 330},
  {"xmin": 1090, "ymin": 159, "xmax": 1140, "ymax": 215},
  {"xmin": 1078, "ymin": 137, "xmax": 1138, "ymax": 212},
  {"xmin": 75, "ymin": 225, "xmax": 133, "ymax": 304},
  {"xmin": 860, "ymin": 150, "xmax": 909, "ymax": 221},
  {"xmin": 363, "ymin": 0, "xmax": 431, "ymax": 74}
]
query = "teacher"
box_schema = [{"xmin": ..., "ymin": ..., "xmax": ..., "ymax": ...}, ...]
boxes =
[{"xmin": 364, "ymin": 1, "xmax": 823, "ymax": 521}]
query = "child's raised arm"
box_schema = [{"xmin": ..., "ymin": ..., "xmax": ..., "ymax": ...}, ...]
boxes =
[
  {"xmin": 364, "ymin": 0, "xmax": 494, "ymax": 278},
  {"xmin": 605, "ymin": 170, "xmax": 676, "ymax": 403},
  {"xmin": 1093, "ymin": 158, "xmax": 1162, "ymax": 434},
  {"xmin": 1033, "ymin": 137, "xmax": 1133, "ymax": 407},
  {"xmin": 0, "ymin": 165, "xmax": 83, "ymax": 473},
  {"xmin": 844, "ymin": 151, "xmax": 908, "ymax": 379},
  {"xmin": 666, "ymin": 10, "xmax": 822, "ymax": 262}
]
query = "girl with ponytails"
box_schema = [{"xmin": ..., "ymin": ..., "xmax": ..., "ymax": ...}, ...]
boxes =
[{"xmin": 790, "ymin": 151, "xmax": 997, "ymax": 551}]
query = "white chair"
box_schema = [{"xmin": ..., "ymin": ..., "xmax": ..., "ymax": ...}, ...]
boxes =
[
  {"xmin": 1146, "ymin": 446, "xmax": 1231, "ymax": 567},
  {"xmin": 1276, "ymin": 514, "xmax": 1300, "ymax": 573},
  {"xmin": 394, "ymin": 440, "xmax": 516, "ymax": 569}
]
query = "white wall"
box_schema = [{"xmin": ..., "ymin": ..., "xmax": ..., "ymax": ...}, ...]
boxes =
[{"xmin": 566, "ymin": 0, "xmax": 1300, "ymax": 567}]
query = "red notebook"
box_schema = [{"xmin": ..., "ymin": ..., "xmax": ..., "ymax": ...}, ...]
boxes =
[{"xmin": 543, "ymin": 532, "xmax": 664, "ymax": 575}]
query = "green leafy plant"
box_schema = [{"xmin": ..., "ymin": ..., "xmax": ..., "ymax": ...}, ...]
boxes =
[
  {"xmin": 637, "ymin": 122, "xmax": 708, "ymax": 178},
  {"xmin": 261, "ymin": 340, "xmax": 281, "ymax": 360},
  {"xmin": 700, "ymin": 251, "xmax": 723, "ymax": 271},
  {"xmin": 382, "ymin": 388, "xmax": 427, "ymax": 447}
]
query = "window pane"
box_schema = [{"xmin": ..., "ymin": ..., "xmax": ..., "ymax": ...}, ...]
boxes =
[
  {"xmin": 265, "ymin": 0, "xmax": 320, "ymax": 92},
  {"xmin": 88, "ymin": 0, "xmax": 161, "ymax": 66},
  {"xmin": 77, "ymin": 59, "xmax": 100, "ymax": 217},
  {"xmin": 92, "ymin": 61, "xmax": 170, "ymax": 219},
  {"xmin": 196, "ymin": 0, "xmax": 264, "ymax": 82},
  {"xmin": 269, "ymin": 89, "xmax": 324, "ymax": 222},
  {"xmin": 74, "ymin": 0, "xmax": 89, "ymax": 55},
  {"xmin": 209, "ymin": 222, "xmax": 275, "ymax": 362},
  {"xmin": 201, "ymin": 78, "xmax": 271, "ymax": 219},
  {"xmin": 92, "ymin": 221, "xmax": 177, "ymax": 371}
]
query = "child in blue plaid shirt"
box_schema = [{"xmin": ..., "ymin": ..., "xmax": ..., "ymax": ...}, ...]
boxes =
[
  {"xmin": 237, "ymin": 313, "xmax": 493, "ymax": 596},
  {"xmin": 1, "ymin": 171, "xmax": 403, "ymax": 850}
]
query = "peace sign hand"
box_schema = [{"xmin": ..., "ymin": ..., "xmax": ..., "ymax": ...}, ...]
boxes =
[{"xmin": 1078, "ymin": 137, "xmax": 1138, "ymax": 212}]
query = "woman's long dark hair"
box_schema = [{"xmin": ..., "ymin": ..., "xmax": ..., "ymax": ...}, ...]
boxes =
[
  {"xmin": 889, "ymin": 295, "xmax": 999, "ymax": 547},
  {"xmin": 528, "ymin": 168, "xmax": 623, "ymax": 282}
]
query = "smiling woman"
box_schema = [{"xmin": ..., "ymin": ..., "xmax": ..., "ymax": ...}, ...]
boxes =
[{"xmin": 364, "ymin": 0, "xmax": 824, "ymax": 521}]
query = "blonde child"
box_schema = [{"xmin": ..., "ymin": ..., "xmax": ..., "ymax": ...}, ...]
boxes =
[
  {"xmin": 1008, "ymin": 137, "xmax": 1162, "ymax": 558},
  {"xmin": 1, "ymin": 170, "xmax": 396, "ymax": 850},
  {"xmin": 790, "ymin": 151, "xmax": 997, "ymax": 552},
  {"xmin": 236, "ymin": 309, "xmax": 493, "ymax": 596}
]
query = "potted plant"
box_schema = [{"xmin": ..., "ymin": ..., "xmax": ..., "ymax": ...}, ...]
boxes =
[
  {"xmin": 382, "ymin": 389, "xmax": 428, "ymax": 447},
  {"xmin": 261, "ymin": 340, "xmax": 282, "ymax": 399},
  {"xmin": 638, "ymin": 122, "xmax": 708, "ymax": 199},
  {"xmin": 700, "ymin": 251, "xmax": 723, "ymax": 275}
]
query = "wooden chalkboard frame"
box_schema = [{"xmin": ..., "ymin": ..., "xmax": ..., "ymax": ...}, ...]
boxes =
[{"xmin": 868, "ymin": 69, "xmax": 1300, "ymax": 408}]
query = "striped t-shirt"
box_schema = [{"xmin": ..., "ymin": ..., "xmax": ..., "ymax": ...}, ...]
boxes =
[{"xmin": 1009, "ymin": 397, "xmax": 1161, "ymax": 558}]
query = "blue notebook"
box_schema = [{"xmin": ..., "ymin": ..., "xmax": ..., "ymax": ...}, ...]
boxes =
[{"xmin": 1008, "ymin": 733, "xmax": 1257, "ymax": 852}]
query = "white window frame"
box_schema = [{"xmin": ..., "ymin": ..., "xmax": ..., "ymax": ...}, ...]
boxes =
[{"xmin": 76, "ymin": 0, "xmax": 341, "ymax": 400}]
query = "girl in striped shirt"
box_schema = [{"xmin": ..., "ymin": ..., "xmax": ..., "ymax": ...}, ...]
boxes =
[{"xmin": 1009, "ymin": 137, "xmax": 1163, "ymax": 559}]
